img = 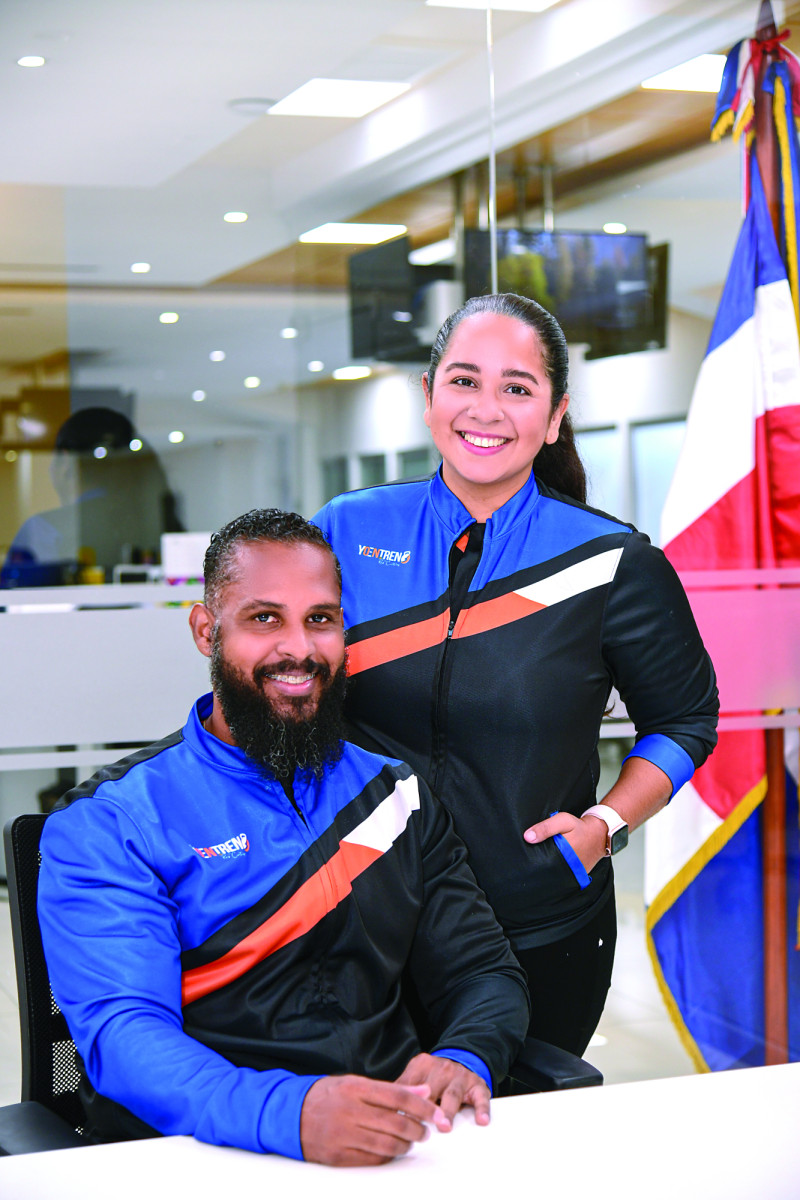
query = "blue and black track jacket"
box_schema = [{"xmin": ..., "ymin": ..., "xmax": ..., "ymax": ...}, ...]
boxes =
[
  {"xmin": 37, "ymin": 696, "xmax": 529, "ymax": 1158},
  {"xmin": 313, "ymin": 469, "xmax": 719, "ymax": 949}
]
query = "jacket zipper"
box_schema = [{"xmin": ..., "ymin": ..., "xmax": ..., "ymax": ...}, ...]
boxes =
[{"xmin": 431, "ymin": 523, "xmax": 485, "ymax": 790}]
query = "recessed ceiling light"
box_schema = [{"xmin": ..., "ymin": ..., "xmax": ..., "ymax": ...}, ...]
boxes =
[
  {"xmin": 129, "ymin": 439, "xmax": 143, "ymax": 452},
  {"xmin": 159, "ymin": 312, "xmax": 179, "ymax": 324},
  {"xmin": 280, "ymin": 326, "xmax": 299, "ymax": 339},
  {"xmin": 93, "ymin": 446, "xmax": 108, "ymax": 460},
  {"xmin": 168, "ymin": 431, "xmax": 185, "ymax": 444},
  {"xmin": 307, "ymin": 360, "xmax": 325, "ymax": 372},
  {"xmin": 244, "ymin": 376, "xmax": 261, "ymax": 388},
  {"xmin": 130, "ymin": 262, "xmax": 151, "ymax": 274},
  {"xmin": 333, "ymin": 366, "xmax": 372, "ymax": 380},
  {"xmin": 192, "ymin": 390, "xmax": 206, "ymax": 402},
  {"xmin": 269, "ymin": 78, "xmax": 409, "ymax": 119},
  {"xmin": 642, "ymin": 53, "xmax": 725, "ymax": 92},
  {"xmin": 209, "ymin": 350, "xmax": 226, "ymax": 361},
  {"xmin": 426, "ymin": 0, "xmax": 559, "ymax": 10},
  {"xmin": 299, "ymin": 222, "xmax": 406, "ymax": 245},
  {"xmin": 408, "ymin": 238, "xmax": 455, "ymax": 266},
  {"xmin": 17, "ymin": 55, "xmax": 46, "ymax": 68},
  {"xmin": 223, "ymin": 211, "xmax": 248, "ymax": 223},
  {"xmin": 603, "ymin": 222, "xmax": 627, "ymax": 234},
  {"xmin": 392, "ymin": 311, "xmax": 413, "ymax": 323}
]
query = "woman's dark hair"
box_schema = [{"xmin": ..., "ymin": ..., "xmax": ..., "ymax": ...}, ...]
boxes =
[{"xmin": 426, "ymin": 293, "xmax": 586, "ymax": 503}]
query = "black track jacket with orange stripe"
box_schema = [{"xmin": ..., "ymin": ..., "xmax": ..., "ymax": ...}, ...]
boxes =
[
  {"xmin": 313, "ymin": 469, "xmax": 719, "ymax": 949},
  {"xmin": 37, "ymin": 697, "xmax": 529, "ymax": 1158}
]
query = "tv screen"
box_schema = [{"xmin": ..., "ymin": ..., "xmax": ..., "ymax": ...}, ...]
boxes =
[
  {"xmin": 349, "ymin": 236, "xmax": 457, "ymax": 363},
  {"xmin": 464, "ymin": 229, "xmax": 667, "ymax": 359},
  {"xmin": 349, "ymin": 236, "xmax": 417, "ymax": 361},
  {"xmin": 583, "ymin": 241, "xmax": 669, "ymax": 360}
]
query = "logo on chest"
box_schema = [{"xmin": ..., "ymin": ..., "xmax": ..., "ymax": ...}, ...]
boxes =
[
  {"xmin": 358, "ymin": 543, "xmax": 411, "ymax": 565},
  {"xmin": 192, "ymin": 832, "xmax": 250, "ymax": 861}
]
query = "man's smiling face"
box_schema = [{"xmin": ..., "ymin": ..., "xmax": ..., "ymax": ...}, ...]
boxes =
[{"xmin": 190, "ymin": 538, "xmax": 346, "ymax": 776}]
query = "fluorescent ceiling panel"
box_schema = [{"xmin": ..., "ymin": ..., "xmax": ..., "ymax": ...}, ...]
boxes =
[
  {"xmin": 333, "ymin": 366, "xmax": 372, "ymax": 380},
  {"xmin": 642, "ymin": 54, "xmax": 726, "ymax": 93},
  {"xmin": 299, "ymin": 223, "xmax": 407, "ymax": 244},
  {"xmin": 269, "ymin": 78, "xmax": 409, "ymax": 118},
  {"xmin": 409, "ymin": 238, "xmax": 455, "ymax": 265},
  {"xmin": 426, "ymin": 0, "xmax": 559, "ymax": 12}
]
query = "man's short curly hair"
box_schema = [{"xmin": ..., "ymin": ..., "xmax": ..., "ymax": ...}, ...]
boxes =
[{"xmin": 203, "ymin": 508, "xmax": 341, "ymax": 612}]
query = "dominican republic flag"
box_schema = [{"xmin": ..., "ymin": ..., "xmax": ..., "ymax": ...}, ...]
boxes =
[{"xmin": 644, "ymin": 159, "xmax": 800, "ymax": 1071}]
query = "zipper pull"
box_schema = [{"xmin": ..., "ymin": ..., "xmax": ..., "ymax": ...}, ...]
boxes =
[
  {"xmin": 447, "ymin": 618, "xmax": 455, "ymax": 639},
  {"xmin": 279, "ymin": 777, "xmax": 307, "ymax": 824}
]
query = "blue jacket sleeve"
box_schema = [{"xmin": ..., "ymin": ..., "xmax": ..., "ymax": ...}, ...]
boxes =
[
  {"xmin": 37, "ymin": 798, "xmax": 322, "ymax": 1157},
  {"xmin": 432, "ymin": 1049, "xmax": 492, "ymax": 1093}
]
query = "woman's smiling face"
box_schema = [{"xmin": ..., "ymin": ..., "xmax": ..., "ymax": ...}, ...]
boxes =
[{"xmin": 423, "ymin": 310, "xmax": 569, "ymax": 518}]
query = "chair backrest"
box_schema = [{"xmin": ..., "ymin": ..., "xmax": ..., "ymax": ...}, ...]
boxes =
[{"xmin": 3, "ymin": 813, "xmax": 88, "ymax": 1134}]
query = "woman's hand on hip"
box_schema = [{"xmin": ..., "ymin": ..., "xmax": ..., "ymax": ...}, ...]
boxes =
[{"xmin": 523, "ymin": 810, "xmax": 607, "ymax": 873}]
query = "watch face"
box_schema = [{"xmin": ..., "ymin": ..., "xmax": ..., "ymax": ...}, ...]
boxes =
[{"xmin": 609, "ymin": 825, "xmax": 629, "ymax": 855}]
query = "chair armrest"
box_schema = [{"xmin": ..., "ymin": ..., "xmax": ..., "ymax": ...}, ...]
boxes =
[
  {"xmin": 0, "ymin": 1101, "xmax": 89, "ymax": 1155},
  {"xmin": 506, "ymin": 1035, "xmax": 603, "ymax": 1092}
]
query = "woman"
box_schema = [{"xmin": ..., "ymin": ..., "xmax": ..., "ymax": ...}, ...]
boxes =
[{"xmin": 312, "ymin": 293, "xmax": 718, "ymax": 1056}]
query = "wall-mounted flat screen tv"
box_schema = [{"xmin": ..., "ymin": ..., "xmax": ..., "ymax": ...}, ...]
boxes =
[
  {"xmin": 464, "ymin": 229, "xmax": 668, "ymax": 359},
  {"xmin": 349, "ymin": 231, "xmax": 668, "ymax": 364},
  {"xmin": 349, "ymin": 235, "xmax": 458, "ymax": 363}
]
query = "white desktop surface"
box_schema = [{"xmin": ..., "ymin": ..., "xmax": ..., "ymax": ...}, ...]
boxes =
[{"xmin": 1, "ymin": 1064, "xmax": 798, "ymax": 1200}]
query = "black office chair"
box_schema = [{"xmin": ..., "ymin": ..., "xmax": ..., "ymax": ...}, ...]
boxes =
[
  {"xmin": 0, "ymin": 813, "xmax": 89, "ymax": 1155},
  {"xmin": 0, "ymin": 812, "xmax": 600, "ymax": 1156},
  {"xmin": 505, "ymin": 1036, "xmax": 602, "ymax": 1093}
]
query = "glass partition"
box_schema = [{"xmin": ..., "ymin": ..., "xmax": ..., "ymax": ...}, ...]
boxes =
[
  {"xmin": 631, "ymin": 418, "xmax": 687, "ymax": 544},
  {"xmin": 2, "ymin": 0, "xmax": 794, "ymax": 1094}
]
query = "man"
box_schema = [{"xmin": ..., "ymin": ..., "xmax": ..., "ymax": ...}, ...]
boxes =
[{"xmin": 38, "ymin": 508, "xmax": 529, "ymax": 1166}]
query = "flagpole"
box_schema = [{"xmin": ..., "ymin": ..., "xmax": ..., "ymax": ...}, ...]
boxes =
[
  {"xmin": 754, "ymin": 1, "xmax": 781, "ymax": 239},
  {"xmin": 764, "ymin": 727, "xmax": 788, "ymax": 1063},
  {"xmin": 752, "ymin": 0, "xmax": 789, "ymax": 1066}
]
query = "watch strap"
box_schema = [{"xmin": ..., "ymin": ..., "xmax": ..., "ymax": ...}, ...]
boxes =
[{"xmin": 581, "ymin": 803, "xmax": 628, "ymax": 856}]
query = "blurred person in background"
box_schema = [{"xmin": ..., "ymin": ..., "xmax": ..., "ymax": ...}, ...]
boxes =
[{"xmin": 1, "ymin": 406, "xmax": 182, "ymax": 588}]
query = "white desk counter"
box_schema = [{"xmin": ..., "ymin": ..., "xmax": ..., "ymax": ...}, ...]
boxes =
[{"xmin": 2, "ymin": 1063, "xmax": 799, "ymax": 1200}]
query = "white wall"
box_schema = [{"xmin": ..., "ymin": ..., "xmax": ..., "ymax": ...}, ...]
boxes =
[
  {"xmin": 161, "ymin": 429, "xmax": 297, "ymax": 533},
  {"xmin": 298, "ymin": 370, "xmax": 432, "ymax": 514},
  {"xmin": 316, "ymin": 370, "xmax": 428, "ymax": 455},
  {"xmin": 571, "ymin": 308, "xmax": 712, "ymax": 530},
  {"xmin": 569, "ymin": 309, "xmax": 711, "ymax": 426}
]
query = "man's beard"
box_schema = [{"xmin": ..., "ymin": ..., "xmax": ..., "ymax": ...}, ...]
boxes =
[{"xmin": 210, "ymin": 633, "xmax": 346, "ymax": 781}]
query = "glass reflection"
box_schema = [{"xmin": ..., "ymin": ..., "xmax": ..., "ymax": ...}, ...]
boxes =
[{"xmin": 1, "ymin": 406, "xmax": 182, "ymax": 588}]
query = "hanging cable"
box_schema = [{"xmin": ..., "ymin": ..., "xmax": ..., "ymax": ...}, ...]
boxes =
[{"xmin": 486, "ymin": 6, "xmax": 499, "ymax": 293}]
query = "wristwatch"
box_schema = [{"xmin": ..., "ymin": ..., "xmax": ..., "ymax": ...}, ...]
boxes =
[{"xmin": 581, "ymin": 804, "xmax": 629, "ymax": 856}]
